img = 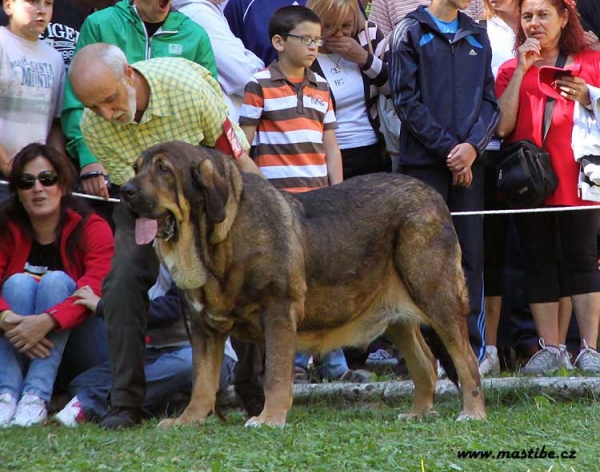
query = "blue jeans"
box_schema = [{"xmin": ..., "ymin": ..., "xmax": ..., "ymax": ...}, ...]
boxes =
[
  {"xmin": 295, "ymin": 348, "xmax": 348, "ymax": 380},
  {"xmin": 70, "ymin": 346, "xmax": 237, "ymax": 420},
  {"xmin": 0, "ymin": 272, "xmax": 75, "ymax": 402}
]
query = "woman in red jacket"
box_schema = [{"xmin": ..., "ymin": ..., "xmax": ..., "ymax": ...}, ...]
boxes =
[{"xmin": 0, "ymin": 143, "xmax": 114, "ymax": 427}]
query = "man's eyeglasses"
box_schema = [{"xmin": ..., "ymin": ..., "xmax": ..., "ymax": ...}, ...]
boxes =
[
  {"xmin": 16, "ymin": 170, "xmax": 59, "ymax": 190},
  {"xmin": 283, "ymin": 33, "xmax": 324, "ymax": 47}
]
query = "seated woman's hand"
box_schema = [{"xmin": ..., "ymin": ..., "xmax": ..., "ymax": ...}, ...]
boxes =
[
  {"xmin": 5, "ymin": 313, "xmax": 57, "ymax": 354},
  {"xmin": 0, "ymin": 310, "xmax": 22, "ymax": 332},
  {"xmin": 22, "ymin": 339, "xmax": 55, "ymax": 360}
]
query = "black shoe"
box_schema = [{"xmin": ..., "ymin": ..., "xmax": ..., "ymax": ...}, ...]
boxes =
[
  {"xmin": 240, "ymin": 394, "xmax": 265, "ymax": 418},
  {"xmin": 100, "ymin": 407, "xmax": 142, "ymax": 430}
]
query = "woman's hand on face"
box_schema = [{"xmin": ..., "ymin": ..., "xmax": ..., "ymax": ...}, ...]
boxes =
[
  {"xmin": 516, "ymin": 38, "xmax": 542, "ymax": 71},
  {"xmin": 554, "ymin": 76, "xmax": 592, "ymax": 107},
  {"xmin": 325, "ymin": 36, "xmax": 369, "ymax": 67},
  {"xmin": 5, "ymin": 313, "xmax": 57, "ymax": 354}
]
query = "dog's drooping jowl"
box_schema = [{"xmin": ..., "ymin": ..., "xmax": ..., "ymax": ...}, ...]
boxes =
[{"xmin": 121, "ymin": 141, "xmax": 486, "ymax": 428}]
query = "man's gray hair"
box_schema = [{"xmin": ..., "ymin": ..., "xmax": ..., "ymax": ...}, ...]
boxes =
[{"xmin": 69, "ymin": 43, "xmax": 129, "ymax": 79}]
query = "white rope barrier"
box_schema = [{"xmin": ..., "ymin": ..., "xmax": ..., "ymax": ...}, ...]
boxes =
[
  {"xmin": 0, "ymin": 180, "xmax": 120, "ymax": 204},
  {"xmin": 2, "ymin": 179, "xmax": 598, "ymax": 216}
]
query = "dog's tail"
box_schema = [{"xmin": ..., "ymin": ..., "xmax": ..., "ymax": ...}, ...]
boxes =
[{"xmin": 422, "ymin": 326, "xmax": 459, "ymax": 388}]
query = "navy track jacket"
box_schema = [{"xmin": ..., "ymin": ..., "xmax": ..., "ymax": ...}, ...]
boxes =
[{"xmin": 389, "ymin": 6, "xmax": 499, "ymax": 167}]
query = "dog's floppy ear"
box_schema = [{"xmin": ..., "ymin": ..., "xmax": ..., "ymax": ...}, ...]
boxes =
[{"xmin": 192, "ymin": 158, "xmax": 228, "ymax": 224}]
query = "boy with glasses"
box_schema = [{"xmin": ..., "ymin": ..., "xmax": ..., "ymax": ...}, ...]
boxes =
[
  {"xmin": 239, "ymin": 5, "xmax": 342, "ymax": 192},
  {"xmin": 240, "ymin": 5, "xmax": 370, "ymax": 385}
]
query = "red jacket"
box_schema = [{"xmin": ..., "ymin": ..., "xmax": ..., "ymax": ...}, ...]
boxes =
[{"xmin": 0, "ymin": 209, "xmax": 114, "ymax": 330}]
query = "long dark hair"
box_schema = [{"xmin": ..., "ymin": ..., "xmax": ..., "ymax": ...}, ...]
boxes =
[
  {"xmin": 516, "ymin": 0, "xmax": 587, "ymax": 55},
  {"xmin": 0, "ymin": 143, "xmax": 89, "ymax": 248}
]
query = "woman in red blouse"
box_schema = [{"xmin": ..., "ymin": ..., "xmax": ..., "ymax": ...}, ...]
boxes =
[
  {"xmin": 495, "ymin": 0, "xmax": 600, "ymax": 375},
  {"xmin": 0, "ymin": 143, "xmax": 114, "ymax": 427}
]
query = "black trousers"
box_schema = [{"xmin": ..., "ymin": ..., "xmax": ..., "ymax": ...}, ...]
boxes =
[
  {"xmin": 341, "ymin": 142, "xmax": 387, "ymax": 180},
  {"xmin": 514, "ymin": 208, "xmax": 600, "ymax": 303},
  {"xmin": 102, "ymin": 202, "xmax": 160, "ymax": 408},
  {"xmin": 402, "ymin": 162, "xmax": 486, "ymax": 361}
]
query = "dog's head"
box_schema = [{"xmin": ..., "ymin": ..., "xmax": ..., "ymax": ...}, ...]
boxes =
[{"xmin": 121, "ymin": 141, "xmax": 242, "ymax": 246}]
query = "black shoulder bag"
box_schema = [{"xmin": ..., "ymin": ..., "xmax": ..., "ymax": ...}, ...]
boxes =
[{"xmin": 495, "ymin": 54, "xmax": 567, "ymax": 208}]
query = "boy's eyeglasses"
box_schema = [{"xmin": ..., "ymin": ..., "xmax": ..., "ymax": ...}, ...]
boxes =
[
  {"xmin": 16, "ymin": 170, "xmax": 59, "ymax": 190},
  {"xmin": 283, "ymin": 34, "xmax": 324, "ymax": 47}
]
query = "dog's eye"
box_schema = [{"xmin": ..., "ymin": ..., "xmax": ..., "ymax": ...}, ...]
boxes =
[
  {"xmin": 158, "ymin": 161, "xmax": 169, "ymax": 173},
  {"xmin": 132, "ymin": 163, "xmax": 138, "ymax": 173}
]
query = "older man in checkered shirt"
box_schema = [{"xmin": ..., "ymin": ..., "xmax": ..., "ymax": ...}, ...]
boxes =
[{"xmin": 69, "ymin": 42, "xmax": 260, "ymax": 429}]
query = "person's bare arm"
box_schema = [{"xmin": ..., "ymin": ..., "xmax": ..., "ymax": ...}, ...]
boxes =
[
  {"xmin": 323, "ymin": 129, "xmax": 343, "ymax": 185},
  {"xmin": 240, "ymin": 124, "xmax": 256, "ymax": 148},
  {"xmin": 236, "ymin": 151, "xmax": 263, "ymax": 176},
  {"xmin": 235, "ymin": 124, "xmax": 263, "ymax": 176},
  {"xmin": 496, "ymin": 38, "xmax": 541, "ymax": 137},
  {"xmin": 47, "ymin": 119, "xmax": 66, "ymax": 154},
  {"xmin": 0, "ymin": 145, "xmax": 11, "ymax": 178}
]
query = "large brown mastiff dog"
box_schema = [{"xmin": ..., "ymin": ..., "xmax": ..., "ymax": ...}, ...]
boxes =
[{"xmin": 121, "ymin": 141, "xmax": 486, "ymax": 427}]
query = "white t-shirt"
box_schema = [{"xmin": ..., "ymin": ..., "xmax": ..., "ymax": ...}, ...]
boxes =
[
  {"xmin": 0, "ymin": 27, "xmax": 65, "ymax": 160},
  {"xmin": 487, "ymin": 15, "xmax": 517, "ymax": 79},
  {"xmin": 317, "ymin": 53, "xmax": 378, "ymax": 150},
  {"xmin": 172, "ymin": 0, "xmax": 264, "ymax": 122}
]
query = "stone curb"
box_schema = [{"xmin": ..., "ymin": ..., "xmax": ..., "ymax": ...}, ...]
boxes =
[{"xmin": 217, "ymin": 377, "xmax": 600, "ymax": 407}]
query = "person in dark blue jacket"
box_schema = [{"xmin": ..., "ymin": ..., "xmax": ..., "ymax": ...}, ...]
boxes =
[{"xmin": 388, "ymin": 0, "xmax": 499, "ymax": 366}]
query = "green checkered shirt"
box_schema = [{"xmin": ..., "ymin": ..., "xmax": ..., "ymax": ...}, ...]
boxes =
[{"xmin": 81, "ymin": 57, "xmax": 249, "ymax": 185}]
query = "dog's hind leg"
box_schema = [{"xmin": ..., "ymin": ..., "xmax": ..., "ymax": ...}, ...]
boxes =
[
  {"xmin": 244, "ymin": 298, "xmax": 301, "ymax": 428},
  {"xmin": 394, "ymin": 212, "xmax": 486, "ymax": 421},
  {"xmin": 386, "ymin": 322, "xmax": 438, "ymax": 419},
  {"xmin": 427, "ymin": 317, "xmax": 486, "ymax": 421},
  {"xmin": 158, "ymin": 324, "xmax": 225, "ymax": 428}
]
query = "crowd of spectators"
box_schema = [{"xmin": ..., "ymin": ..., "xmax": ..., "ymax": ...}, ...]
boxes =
[{"xmin": 1, "ymin": 0, "xmax": 600, "ymax": 429}]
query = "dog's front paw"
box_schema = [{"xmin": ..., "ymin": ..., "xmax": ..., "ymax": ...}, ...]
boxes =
[
  {"xmin": 157, "ymin": 418, "xmax": 179, "ymax": 429},
  {"xmin": 157, "ymin": 416, "xmax": 207, "ymax": 429},
  {"xmin": 244, "ymin": 415, "xmax": 286, "ymax": 428},
  {"xmin": 456, "ymin": 410, "xmax": 487, "ymax": 421},
  {"xmin": 397, "ymin": 409, "xmax": 438, "ymax": 421}
]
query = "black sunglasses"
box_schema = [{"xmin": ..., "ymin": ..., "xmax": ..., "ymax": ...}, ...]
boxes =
[{"xmin": 16, "ymin": 170, "xmax": 59, "ymax": 190}]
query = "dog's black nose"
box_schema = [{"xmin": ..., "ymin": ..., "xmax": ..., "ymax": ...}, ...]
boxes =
[{"xmin": 121, "ymin": 182, "xmax": 138, "ymax": 201}]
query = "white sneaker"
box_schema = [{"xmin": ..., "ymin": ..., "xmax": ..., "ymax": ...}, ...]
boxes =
[
  {"xmin": 365, "ymin": 349, "xmax": 399, "ymax": 366},
  {"xmin": 11, "ymin": 393, "xmax": 47, "ymax": 427},
  {"xmin": 479, "ymin": 349, "xmax": 500, "ymax": 377},
  {"xmin": 54, "ymin": 396, "xmax": 86, "ymax": 427},
  {"xmin": 520, "ymin": 339, "xmax": 562, "ymax": 376},
  {"xmin": 558, "ymin": 345, "xmax": 575, "ymax": 371},
  {"xmin": 437, "ymin": 360, "xmax": 446, "ymax": 379},
  {"xmin": 0, "ymin": 393, "xmax": 17, "ymax": 427},
  {"xmin": 574, "ymin": 340, "xmax": 600, "ymax": 373}
]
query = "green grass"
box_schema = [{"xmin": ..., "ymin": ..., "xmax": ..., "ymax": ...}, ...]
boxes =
[{"xmin": 1, "ymin": 392, "xmax": 599, "ymax": 472}]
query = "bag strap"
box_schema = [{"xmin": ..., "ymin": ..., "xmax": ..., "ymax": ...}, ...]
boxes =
[
  {"xmin": 542, "ymin": 53, "xmax": 568, "ymax": 148},
  {"xmin": 365, "ymin": 20, "xmax": 390, "ymax": 61},
  {"xmin": 365, "ymin": 21, "xmax": 374, "ymax": 56}
]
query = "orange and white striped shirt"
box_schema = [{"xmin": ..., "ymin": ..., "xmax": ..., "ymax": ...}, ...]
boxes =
[{"xmin": 239, "ymin": 61, "xmax": 337, "ymax": 193}]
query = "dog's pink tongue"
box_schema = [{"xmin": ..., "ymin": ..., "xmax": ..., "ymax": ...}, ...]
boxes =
[{"xmin": 135, "ymin": 218, "xmax": 158, "ymax": 245}]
